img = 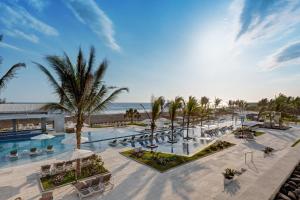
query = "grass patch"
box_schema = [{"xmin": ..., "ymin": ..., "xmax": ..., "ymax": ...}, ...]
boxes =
[
  {"xmin": 120, "ymin": 141, "xmax": 235, "ymax": 172},
  {"xmin": 40, "ymin": 161, "xmax": 108, "ymax": 191},
  {"xmin": 291, "ymin": 139, "xmax": 300, "ymax": 147},
  {"xmin": 253, "ymin": 131, "xmax": 265, "ymax": 137}
]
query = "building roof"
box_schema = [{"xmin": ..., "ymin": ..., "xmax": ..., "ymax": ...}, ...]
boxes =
[{"xmin": 0, "ymin": 103, "xmax": 47, "ymax": 114}]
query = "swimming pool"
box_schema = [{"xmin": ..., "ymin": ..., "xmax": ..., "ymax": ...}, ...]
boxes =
[{"xmin": 0, "ymin": 122, "xmax": 235, "ymax": 168}]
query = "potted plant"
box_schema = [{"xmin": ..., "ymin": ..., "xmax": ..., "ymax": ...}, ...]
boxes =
[
  {"xmin": 10, "ymin": 149, "xmax": 18, "ymax": 158},
  {"xmin": 223, "ymin": 168, "xmax": 235, "ymax": 185},
  {"xmin": 263, "ymin": 146, "xmax": 274, "ymax": 156},
  {"xmin": 46, "ymin": 145, "xmax": 53, "ymax": 152}
]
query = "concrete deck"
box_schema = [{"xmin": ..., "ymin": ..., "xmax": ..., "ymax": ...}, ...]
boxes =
[{"xmin": 1, "ymin": 126, "xmax": 300, "ymax": 200}]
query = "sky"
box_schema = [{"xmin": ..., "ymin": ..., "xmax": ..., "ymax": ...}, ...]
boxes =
[{"xmin": 0, "ymin": 0, "xmax": 300, "ymax": 103}]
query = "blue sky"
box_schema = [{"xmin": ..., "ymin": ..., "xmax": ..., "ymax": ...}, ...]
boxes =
[{"xmin": 0, "ymin": 0, "xmax": 300, "ymax": 103}]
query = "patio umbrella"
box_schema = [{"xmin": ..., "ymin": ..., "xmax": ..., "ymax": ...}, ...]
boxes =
[
  {"xmin": 61, "ymin": 136, "xmax": 89, "ymax": 144},
  {"xmin": 31, "ymin": 134, "xmax": 55, "ymax": 140},
  {"xmin": 61, "ymin": 148, "xmax": 94, "ymax": 160},
  {"xmin": 31, "ymin": 134, "xmax": 55, "ymax": 147}
]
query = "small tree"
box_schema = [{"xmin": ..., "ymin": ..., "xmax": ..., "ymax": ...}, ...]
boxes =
[
  {"xmin": 185, "ymin": 96, "xmax": 199, "ymax": 140},
  {"xmin": 124, "ymin": 108, "xmax": 141, "ymax": 123},
  {"xmin": 167, "ymin": 96, "xmax": 184, "ymax": 143},
  {"xmin": 141, "ymin": 96, "xmax": 165, "ymax": 150}
]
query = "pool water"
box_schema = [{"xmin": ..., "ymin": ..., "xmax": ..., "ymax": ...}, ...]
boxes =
[{"xmin": 0, "ymin": 123, "xmax": 234, "ymax": 168}]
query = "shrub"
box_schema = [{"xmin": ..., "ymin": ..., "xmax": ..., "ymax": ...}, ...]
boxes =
[
  {"xmin": 30, "ymin": 147, "xmax": 37, "ymax": 152},
  {"xmin": 10, "ymin": 149, "xmax": 17, "ymax": 155},
  {"xmin": 223, "ymin": 168, "xmax": 236, "ymax": 179},
  {"xmin": 263, "ymin": 146, "xmax": 274, "ymax": 154},
  {"xmin": 47, "ymin": 145, "xmax": 53, "ymax": 150}
]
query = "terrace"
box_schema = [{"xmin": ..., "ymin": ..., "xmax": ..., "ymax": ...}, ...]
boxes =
[{"xmin": 1, "ymin": 123, "xmax": 300, "ymax": 200}]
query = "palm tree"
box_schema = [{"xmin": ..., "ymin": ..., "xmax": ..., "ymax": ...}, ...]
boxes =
[
  {"xmin": 185, "ymin": 96, "xmax": 199, "ymax": 140},
  {"xmin": 0, "ymin": 34, "xmax": 25, "ymax": 97},
  {"xmin": 141, "ymin": 96, "xmax": 165, "ymax": 150},
  {"xmin": 257, "ymin": 98, "xmax": 269, "ymax": 120},
  {"xmin": 214, "ymin": 97, "xmax": 222, "ymax": 125},
  {"xmin": 34, "ymin": 47, "xmax": 128, "ymax": 176},
  {"xmin": 236, "ymin": 100, "xmax": 247, "ymax": 126},
  {"xmin": 167, "ymin": 96, "xmax": 184, "ymax": 143},
  {"xmin": 200, "ymin": 96, "xmax": 209, "ymax": 108},
  {"xmin": 228, "ymin": 100, "xmax": 235, "ymax": 122},
  {"xmin": 124, "ymin": 108, "xmax": 140, "ymax": 123}
]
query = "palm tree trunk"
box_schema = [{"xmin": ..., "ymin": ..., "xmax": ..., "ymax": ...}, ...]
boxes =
[
  {"xmin": 186, "ymin": 115, "xmax": 190, "ymax": 139},
  {"xmin": 171, "ymin": 119, "xmax": 174, "ymax": 142},
  {"xmin": 150, "ymin": 122, "xmax": 155, "ymax": 151},
  {"xmin": 75, "ymin": 114, "xmax": 83, "ymax": 179}
]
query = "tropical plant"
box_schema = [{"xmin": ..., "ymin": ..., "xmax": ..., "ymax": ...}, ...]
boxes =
[
  {"xmin": 214, "ymin": 97, "xmax": 222, "ymax": 124},
  {"xmin": 167, "ymin": 96, "xmax": 184, "ymax": 143},
  {"xmin": 257, "ymin": 98, "xmax": 269, "ymax": 119},
  {"xmin": 228, "ymin": 100, "xmax": 235, "ymax": 121},
  {"xmin": 35, "ymin": 47, "xmax": 128, "ymax": 176},
  {"xmin": 124, "ymin": 108, "xmax": 141, "ymax": 123},
  {"xmin": 200, "ymin": 96, "xmax": 209, "ymax": 108},
  {"xmin": 141, "ymin": 96, "xmax": 165, "ymax": 150},
  {"xmin": 0, "ymin": 34, "xmax": 25, "ymax": 96},
  {"xmin": 185, "ymin": 96, "xmax": 199, "ymax": 140}
]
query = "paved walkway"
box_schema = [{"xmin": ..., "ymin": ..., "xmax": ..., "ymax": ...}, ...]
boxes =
[{"xmin": 1, "ymin": 126, "xmax": 300, "ymax": 200}]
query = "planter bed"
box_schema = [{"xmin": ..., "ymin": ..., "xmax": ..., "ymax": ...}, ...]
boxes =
[
  {"xmin": 40, "ymin": 163, "xmax": 109, "ymax": 191},
  {"xmin": 120, "ymin": 140, "xmax": 235, "ymax": 172}
]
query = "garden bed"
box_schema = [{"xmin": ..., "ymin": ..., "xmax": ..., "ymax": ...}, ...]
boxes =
[
  {"xmin": 120, "ymin": 140, "xmax": 235, "ymax": 172},
  {"xmin": 232, "ymin": 127, "xmax": 265, "ymax": 138},
  {"xmin": 40, "ymin": 162, "xmax": 108, "ymax": 191}
]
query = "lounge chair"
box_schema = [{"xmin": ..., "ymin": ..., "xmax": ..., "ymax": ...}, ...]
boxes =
[
  {"xmin": 81, "ymin": 157, "xmax": 91, "ymax": 167},
  {"xmin": 52, "ymin": 162, "xmax": 65, "ymax": 174},
  {"xmin": 40, "ymin": 165, "xmax": 51, "ymax": 177},
  {"xmin": 102, "ymin": 173, "xmax": 114, "ymax": 191},
  {"xmin": 73, "ymin": 176, "xmax": 106, "ymax": 199},
  {"xmin": 90, "ymin": 176, "xmax": 104, "ymax": 193},
  {"xmin": 65, "ymin": 160, "xmax": 75, "ymax": 171},
  {"xmin": 74, "ymin": 182, "xmax": 92, "ymax": 200},
  {"xmin": 9, "ymin": 150, "xmax": 18, "ymax": 159},
  {"xmin": 46, "ymin": 145, "xmax": 54, "ymax": 153},
  {"xmin": 129, "ymin": 136, "xmax": 136, "ymax": 142},
  {"xmin": 119, "ymin": 138, "xmax": 128, "ymax": 145},
  {"xmin": 39, "ymin": 191, "xmax": 53, "ymax": 200},
  {"xmin": 29, "ymin": 147, "xmax": 38, "ymax": 156},
  {"xmin": 108, "ymin": 139, "xmax": 118, "ymax": 147}
]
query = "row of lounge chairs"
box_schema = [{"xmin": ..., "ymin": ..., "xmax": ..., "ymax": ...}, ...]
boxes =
[
  {"xmin": 73, "ymin": 173, "xmax": 114, "ymax": 199},
  {"xmin": 204, "ymin": 125, "xmax": 233, "ymax": 138},
  {"xmin": 40, "ymin": 154, "xmax": 103, "ymax": 177},
  {"xmin": 9, "ymin": 146, "xmax": 54, "ymax": 159},
  {"xmin": 108, "ymin": 129, "xmax": 183, "ymax": 147}
]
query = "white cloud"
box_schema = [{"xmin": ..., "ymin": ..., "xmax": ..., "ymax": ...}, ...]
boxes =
[
  {"xmin": 0, "ymin": 42, "xmax": 24, "ymax": 52},
  {"xmin": 0, "ymin": 2, "xmax": 58, "ymax": 43},
  {"xmin": 4, "ymin": 30, "xmax": 39, "ymax": 43},
  {"xmin": 26, "ymin": 0, "xmax": 49, "ymax": 12},
  {"xmin": 65, "ymin": 0, "xmax": 120, "ymax": 51},
  {"xmin": 259, "ymin": 41, "xmax": 300, "ymax": 70},
  {"xmin": 233, "ymin": 0, "xmax": 300, "ymax": 44}
]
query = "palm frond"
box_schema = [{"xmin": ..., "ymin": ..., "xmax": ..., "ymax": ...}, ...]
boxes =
[
  {"xmin": 0, "ymin": 63, "xmax": 25, "ymax": 90},
  {"xmin": 91, "ymin": 87, "xmax": 128, "ymax": 113}
]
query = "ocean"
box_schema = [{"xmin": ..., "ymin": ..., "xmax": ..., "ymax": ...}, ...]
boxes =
[{"xmin": 101, "ymin": 103, "xmax": 151, "ymax": 114}]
